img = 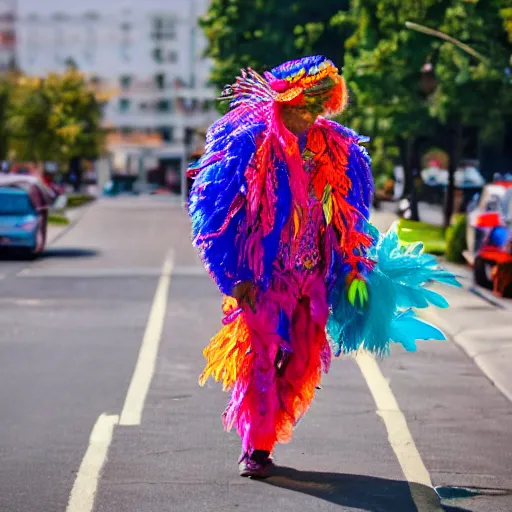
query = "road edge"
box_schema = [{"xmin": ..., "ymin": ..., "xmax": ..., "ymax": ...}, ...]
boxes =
[
  {"xmin": 418, "ymin": 299, "xmax": 512, "ymax": 405},
  {"xmin": 47, "ymin": 202, "xmax": 95, "ymax": 246}
]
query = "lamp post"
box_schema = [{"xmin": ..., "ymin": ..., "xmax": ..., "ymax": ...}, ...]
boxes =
[{"xmin": 137, "ymin": 147, "xmax": 153, "ymax": 194}]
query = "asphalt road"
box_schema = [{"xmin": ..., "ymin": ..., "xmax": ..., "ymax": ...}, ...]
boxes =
[{"xmin": 0, "ymin": 196, "xmax": 511, "ymax": 512}]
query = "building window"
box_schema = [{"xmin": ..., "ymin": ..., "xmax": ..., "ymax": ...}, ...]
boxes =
[
  {"xmin": 120, "ymin": 19, "xmax": 132, "ymax": 62},
  {"xmin": 154, "ymin": 73, "xmax": 166, "ymax": 90},
  {"xmin": 120, "ymin": 75, "xmax": 132, "ymax": 89},
  {"xmin": 184, "ymin": 127, "xmax": 194, "ymax": 146},
  {"xmin": 153, "ymin": 48, "xmax": 178, "ymax": 64},
  {"xmin": 174, "ymin": 77, "xmax": 187, "ymax": 89},
  {"xmin": 156, "ymin": 99, "xmax": 171, "ymax": 113},
  {"xmin": 152, "ymin": 16, "xmax": 176, "ymax": 41},
  {"xmin": 139, "ymin": 102, "xmax": 149, "ymax": 112},
  {"xmin": 176, "ymin": 98, "xmax": 198, "ymax": 114},
  {"xmin": 119, "ymin": 98, "xmax": 131, "ymax": 113},
  {"xmin": 152, "ymin": 48, "xmax": 163, "ymax": 64},
  {"xmin": 202, "ymin": 99, "xmax": 214, "ymax": 112},
  {"xmin": 158, "ymin": 126, "xmax": 173, "ymax": 143}
]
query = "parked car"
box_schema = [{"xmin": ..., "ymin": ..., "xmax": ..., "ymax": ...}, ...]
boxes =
[
  {"xmin": 0, "ymin": 175, "xmax": 55, "ymax": 257},
  {"xmin": 464, "ymin": 180, "xmax": 512, "ymax": 294}
]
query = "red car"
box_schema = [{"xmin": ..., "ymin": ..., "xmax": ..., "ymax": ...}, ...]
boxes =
[{"xmin": 465, "ymin": 180, "xmax": 512, "ymax": 297}]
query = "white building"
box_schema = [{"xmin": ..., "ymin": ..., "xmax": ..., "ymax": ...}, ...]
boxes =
[
  {"xmin": 15, "ymin": 0, "xmax": 218, "ymax": 194},
  {"xmin": 0, "ymin": 0, "xmax": 16, "ymax": 72}
]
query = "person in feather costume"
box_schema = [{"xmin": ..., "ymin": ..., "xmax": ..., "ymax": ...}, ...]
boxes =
[{"xmin": 187, "ymin": 55, "xmax": 460, "ymax": 478}]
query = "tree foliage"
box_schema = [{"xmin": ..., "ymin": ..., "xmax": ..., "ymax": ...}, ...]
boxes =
[
  {"xmin": 6, "ymin": 69, "xmax": 104, "ymax": 165},
  {"xmin": 339, "ymin": 0, "xmax": 447, "ymax": 181},
  {"xmin": 200, "ymin": 0, "xmax": 512, "ymax": 218},
  {"xmin": 0, "ymin": 78, "xmax": 11, "ymax": 160},
  {"xmin": 429, "ymin": 0, "xmax": 512, "ymax": 143},
  {"xmin": 200, "ymin": 0, "xmax": 350, "ymax": 92}
]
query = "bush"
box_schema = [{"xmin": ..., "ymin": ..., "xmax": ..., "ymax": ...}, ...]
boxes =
[
  {"xmin": 445, "ymin": 214, "xmax": 467, "ymax": 263},
  {"xmin": 396, "ymin": 219, "xmax": 446, "ymax": 254},
  {"xmin": 48, "ymin": 213, "xmax": 70, "ymax": 226},
  {"xmin": 66, "ymin": 193, "xmax": 95, "ymax": 209}
]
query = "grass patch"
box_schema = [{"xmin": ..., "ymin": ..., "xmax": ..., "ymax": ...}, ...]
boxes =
[
  {"xmin": 48, "ymin": 213, "xmax": 70, "ymax": 226},
  {"xmin": 396, "ymin": 219, "xmax": 447, "ymax": 254},
  {"xmin": 67, "ymin": 193, "xmax": 95, "ymax": 209}
]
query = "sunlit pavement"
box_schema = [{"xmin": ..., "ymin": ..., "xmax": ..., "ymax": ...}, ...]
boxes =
[{"xmin": 0, "ymin": 196, "xmax": 511, "ymax": 512}]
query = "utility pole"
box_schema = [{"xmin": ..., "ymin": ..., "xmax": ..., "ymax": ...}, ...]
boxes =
[
  {"xmin": 189, "ymin": 0, "xmax": 196, "ymax": 89},
  {"xmin": 181, "ymin": 0, "xmax": 196, "ymax": 206}
]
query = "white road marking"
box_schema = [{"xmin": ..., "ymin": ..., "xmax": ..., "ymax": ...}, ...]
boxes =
[
  {"xmin": 119, "ymin": 250, "xmax": 175, "ymax": 425},
  {"xmin": 172, "ymin": 265, "xmax": 207, "ymax": 277},
  {"xmin": 17, "ymin": 267, "xmax": 165, "ymax": 278},
  {"xmin": 66, "ymin": 413, "xmax": 119, "ymax": 512},
  {"xmin": 356, "ymin": 352, "xmax": 443, "ymax": 512}
]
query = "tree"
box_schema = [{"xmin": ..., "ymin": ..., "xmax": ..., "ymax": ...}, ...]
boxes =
[
  {"xmin": 342, "ymin": 0, "xmax": 512, "ymax": 225},
  {"xmin": 425, "ymin": 0, "xmax": 512, "ymax": 225},
  {"xmin": 0, "ymin": 77, "xmax": 12, "ymax": 160},
  {"xmin": 7, "ymin": 69, "xmax": 104, "ymax": 167},
  {"xmin": 338, "ymin": 0, "xmax": 447, "ymax": 219},
  {"xmin": 200, "ymin": 0, "xmax": 351, "ymax": 93}
]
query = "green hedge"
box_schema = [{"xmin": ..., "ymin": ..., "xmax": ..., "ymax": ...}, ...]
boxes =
[
  {"xmin": 48, "ymin": 213, "xmax": 70, "ymax": 226},
  {"xmin": 67, "ymin": 193, "xmax": 95, "ymax": 209},
  {"xmin": 395, "ymin": 219, "xmax": 447, "ymax": 254},
  {"xmin": 396, "ymin": 215, "xmax": 468, "ymax": 262},
  {"xmin": 445, "ymin": 214, "xmax": 467, "ymax": 263}
]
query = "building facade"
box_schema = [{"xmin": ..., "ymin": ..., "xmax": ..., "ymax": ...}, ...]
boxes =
[
  {"xmin": 16, "ymin": 0, "xmax": 218, "ymax": 194},
  {"xmin": 0, "ymin": 0, "xmax": 16, "ymax": 72}
]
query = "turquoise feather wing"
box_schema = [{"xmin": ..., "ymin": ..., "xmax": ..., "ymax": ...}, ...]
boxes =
[{"xmin": 327, "ymin": 227, "xmax": 461, "ymax": 357}]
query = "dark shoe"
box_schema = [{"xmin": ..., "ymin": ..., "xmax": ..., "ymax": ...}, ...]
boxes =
[{"xmin": 239, "ymin": 450, "xmax": 274, "ymax": 478}]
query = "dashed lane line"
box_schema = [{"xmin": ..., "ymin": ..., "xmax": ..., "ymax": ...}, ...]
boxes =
[
  {"xmin": 66, "ymin": 249, "xmax": 174, "ymax": 512},
  {"xmin": 66, "ymin": 414, "xmax": 119, "ymax": 512},
  {"xmin": 119, "ymin": 249, "xmax": 175, "ymax": 425}
]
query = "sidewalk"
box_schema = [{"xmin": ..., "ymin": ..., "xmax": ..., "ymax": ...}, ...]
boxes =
[
  {"xmin": 420, "ymin": 268, "xmax": 512, "ymax": 403},
  {"xmin": 372, "ymin": 206, "xmax": 512, "ymax": 404},
  {"xmin": 46, "ymin": 203, "xmax": 93, "ymax": 245}
]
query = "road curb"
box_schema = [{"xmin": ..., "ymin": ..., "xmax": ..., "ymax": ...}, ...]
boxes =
[{"xmin": 47, "ymin": 202, "xmax": 95, "ymax": 246}]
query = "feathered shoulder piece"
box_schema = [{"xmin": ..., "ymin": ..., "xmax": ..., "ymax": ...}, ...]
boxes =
[{"xmin": 188, "ymin": 56, "xmax": 351, "ymax": 294}]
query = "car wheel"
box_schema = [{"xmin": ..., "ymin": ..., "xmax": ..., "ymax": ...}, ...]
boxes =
[{"xmin": 474, "ymin": 256, "xmax": 494, "ymax": 290}]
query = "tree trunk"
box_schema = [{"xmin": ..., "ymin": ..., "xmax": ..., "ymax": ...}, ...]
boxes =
[
  {"xmin": 444, "ymin": 122, "xmax": 463, "ymax": 228},
  {"xmin": 398, "ymin": 136, "xmax": 420, "ymax": 221},
  {"xmin": 69, "ymin": 157, "xmax": 83, "ymax": 193}
]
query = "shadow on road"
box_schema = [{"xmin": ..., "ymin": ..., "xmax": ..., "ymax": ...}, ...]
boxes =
[
  {"xmin": 40, "ymin": 248, "xmax": 100, "ymax": 259},
  {"xmin": 0, "ymin": 248, "xmax": 99, "ymax": 261},
  {"xmin": 259, "ymin": 466, "xmax": 472, "ymax": 512}
]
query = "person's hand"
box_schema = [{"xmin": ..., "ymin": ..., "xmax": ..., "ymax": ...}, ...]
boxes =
[
  {"xmin": 231, "ymin": 281, "xmax": 256, "ymax": 312},
  {"xmin": 347, "ymin": 277, "xmax": 368, "ymax": 308}
]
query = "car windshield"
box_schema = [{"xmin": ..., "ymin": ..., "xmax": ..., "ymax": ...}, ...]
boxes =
[
  {"xmin": 0, "ymin": 191, "xmax": 34, "ymax": 215},
  {"xmin": 485, "ymin": 194, "xmax": 502, "ymax": 212}
]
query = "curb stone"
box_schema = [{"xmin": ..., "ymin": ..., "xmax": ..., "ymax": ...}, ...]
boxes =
[
  {"xmin": 47, "ymin": 203, "xmax": 94, "ymax": 246},
  {"xmin": 418, "ymin": 283, "xmax": 512, "ymax": 404}
]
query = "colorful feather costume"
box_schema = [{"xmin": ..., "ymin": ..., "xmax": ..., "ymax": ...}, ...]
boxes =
[{"xmin": 188, "ymin": 56, "xmax": 460, "ymax": 459}]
